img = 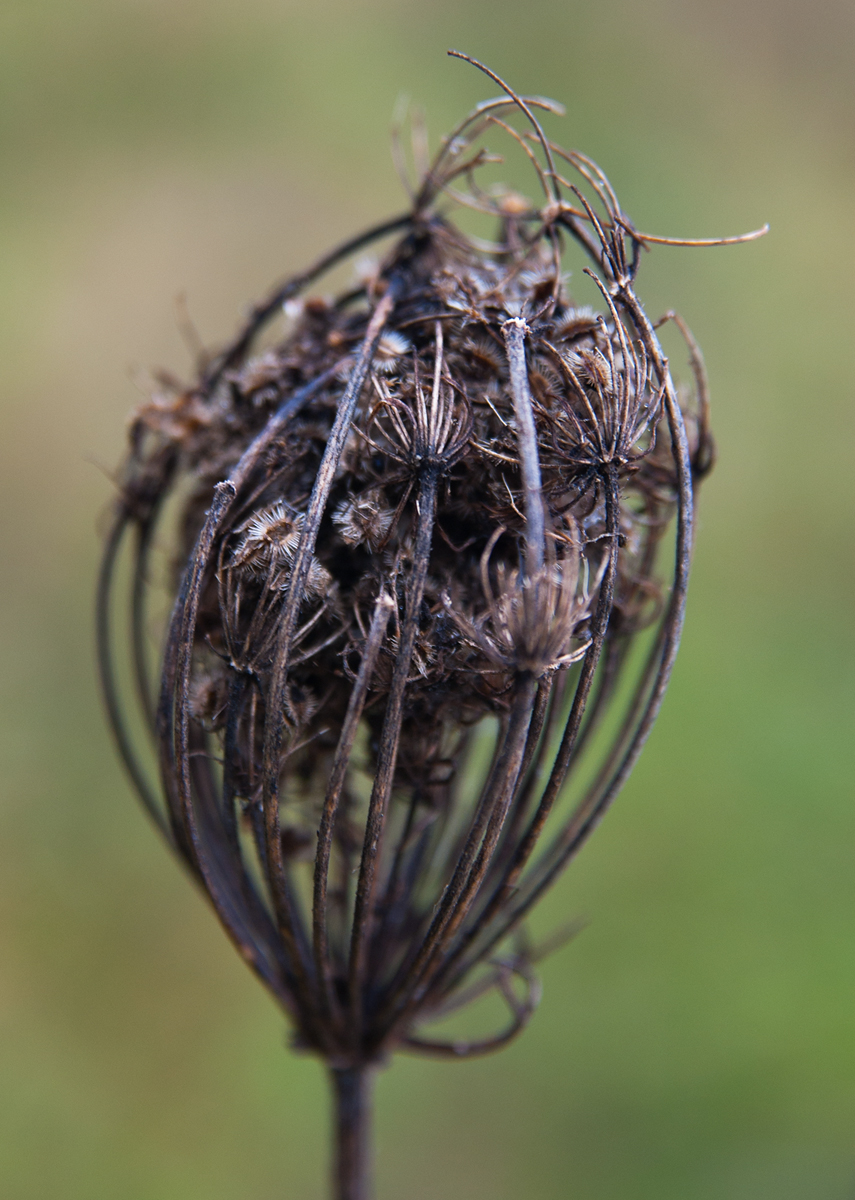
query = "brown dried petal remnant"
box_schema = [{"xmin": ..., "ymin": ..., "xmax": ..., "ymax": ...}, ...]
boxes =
[{"xmin": 97, "ymin": 56, "xmax": 763, "ymax": 1193}]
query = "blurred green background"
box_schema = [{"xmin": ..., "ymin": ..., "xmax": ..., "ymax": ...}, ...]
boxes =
[{"xmin": 0, "ymin": 0, "xmax": 852, "ymax": 1196}]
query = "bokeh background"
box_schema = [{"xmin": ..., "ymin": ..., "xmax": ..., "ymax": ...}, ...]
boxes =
[{"xmin": 0, "ymin": 0, "xmax": 852, "ymax": 1196}]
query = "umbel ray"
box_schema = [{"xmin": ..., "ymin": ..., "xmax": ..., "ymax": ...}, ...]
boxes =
[{"xmin": 97, "ymin": 51, "xmax": 765, "ymax": 1200}]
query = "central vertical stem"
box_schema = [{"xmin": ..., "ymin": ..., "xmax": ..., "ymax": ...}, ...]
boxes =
[
  {"xmin": 502, "ymin": 317, "xmax": 546, "ymax": 576},
  {"xmin": 330, "ymin": 1065, "xmax": 374, "ymax": 1200}
]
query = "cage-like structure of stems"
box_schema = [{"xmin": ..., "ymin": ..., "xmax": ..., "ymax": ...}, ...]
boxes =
[{"xmin": 97, "ymin": 56, "xmax": 763, "ymax": 1200}]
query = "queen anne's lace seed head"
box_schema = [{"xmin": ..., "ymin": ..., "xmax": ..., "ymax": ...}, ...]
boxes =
[{"xmin": 99, "ymin": 59, "xmax": 760, "ymax": 1093}]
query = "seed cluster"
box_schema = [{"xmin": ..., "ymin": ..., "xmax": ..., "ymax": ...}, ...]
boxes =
[{"xmin": 99, "ymin": 69, "xmax": 719, "ymax": 1068}]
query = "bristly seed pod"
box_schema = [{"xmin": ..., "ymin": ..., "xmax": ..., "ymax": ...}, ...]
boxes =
[{"xmin": 97, "ymin": 51, "xmax": 766, "ymax": 1200}]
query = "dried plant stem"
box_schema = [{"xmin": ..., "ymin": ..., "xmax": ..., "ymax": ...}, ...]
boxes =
[
  {"xmin": 314, "ymin": 592, "xmax": 395, "ymax": 1027},
  {"xmin": 502, "ymin": 317, "xmax": 546, "ymax": 574},
  {"xmin": 330, "ymin": 1066, "xmax": 374, "ymax": 1200},
  {"xmin": 349, "ymin": 468, "xmax": 439, "ymax": 1035}
]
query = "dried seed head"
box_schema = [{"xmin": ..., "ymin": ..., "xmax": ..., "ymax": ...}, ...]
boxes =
[
  {"xmin": 333, "ymin": 493, "xmax": 394, "ymax": 551},
  {"xmin": 275, "ymin": 554, "xmax": 332, "ymax": 602},
  {"xmin": 98, "ymin": 59, "xmax": 755, "ymax": 1075},
  {"xmin": 232, "ymin": 501, "xmax": 305, "ymax": 574},
  {"xmin": 553, "ymin": 305, "xmax": 600, "ymax": 342},
  {"xmin": 374, "ymin": 331, "xmax": 412, "ymax": 372},
  {"xmin": 448, "ymin": 550, "xmax": 590, "ymax": 678}
]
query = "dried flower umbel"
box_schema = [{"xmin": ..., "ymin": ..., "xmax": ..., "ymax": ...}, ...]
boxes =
[{"xmin": 98, "ymin": 54, "xmax": 765, "ymax": 1200}]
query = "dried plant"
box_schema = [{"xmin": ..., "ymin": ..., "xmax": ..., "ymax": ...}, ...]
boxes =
[{"xmin": 97, "ymin": 52, "xmax": 765, "ymax": 1200}]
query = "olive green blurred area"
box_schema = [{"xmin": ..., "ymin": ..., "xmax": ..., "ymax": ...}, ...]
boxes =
[{"xmin": 0, "ymin": 0, "xmax": 852, "ymax": 1195}]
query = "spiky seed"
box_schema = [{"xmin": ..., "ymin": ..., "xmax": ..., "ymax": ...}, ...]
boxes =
[{"xmin": 232, "ymin": 501, "xmax": 305, "ymax": 574}]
